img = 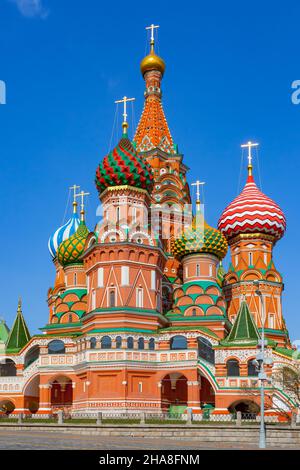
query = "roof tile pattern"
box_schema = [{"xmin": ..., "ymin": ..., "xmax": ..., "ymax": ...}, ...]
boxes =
[{"xmin": 218, "ymin": 175, "xmax": 286, "ymax": 242}]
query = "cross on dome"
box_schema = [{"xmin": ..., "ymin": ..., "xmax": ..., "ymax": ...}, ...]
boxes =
[
  {"xmin": 145, "ymin": 24, "xmax": 159, "ymax": 47},
  {"xmin": 115, "ymin": 96, "xmax": 135, "ymax": 134},
  {"xmin": 241, "ymin": 141, "xmax": 259, "ymax": 176},
  {"xmin": 75, "ymin": 190, "xmax": 90, "ymax": 221},
  {"xmin": 191, "ymin": 180, "xmax": 205, "ymax": 211},
  {"xmin": 70, "ymin": 184, "xmax": 80, "ymax": 213}
]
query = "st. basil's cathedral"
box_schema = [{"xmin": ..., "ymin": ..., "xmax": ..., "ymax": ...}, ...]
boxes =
[{"xmin": 0, "ymin": 28, "xmax": 297, "ymax": 418}]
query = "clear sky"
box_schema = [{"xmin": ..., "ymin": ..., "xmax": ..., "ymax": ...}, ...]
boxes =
[{"xmin": 0, "ymin": 0, "xmax": 299, "ymax": 339}]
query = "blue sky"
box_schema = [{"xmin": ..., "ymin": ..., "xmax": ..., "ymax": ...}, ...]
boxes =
[{"xmin": 0, "ymin": 0, "xmax": 300, "ymax": 339}]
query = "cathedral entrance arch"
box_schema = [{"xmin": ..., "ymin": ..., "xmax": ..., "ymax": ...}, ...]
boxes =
[
  {"xmin": 161, "ymin": 372, "xmax": 188, "ymax": 412},
  {"xmin": 49, "ymin": 375, "xmax": 73, "ymax": 413}
]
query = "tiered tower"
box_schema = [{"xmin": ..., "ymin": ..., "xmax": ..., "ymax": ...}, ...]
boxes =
[
  {"xmin": 134, "ymin": 25, "xmax": 191, "ymax": 289},
  {"xmin": 218, "ymin": 142, "xmax": 288, "ymax": 347},
  {"xmin": 170, "ymin": 186, "xmax": 229, "ymax": 339},
  {"xmin": 82, "ymin": 103, "xmax": 167, "ymax": 337},
  {"xmin": 46, "ymin": 187, "xmax": 89, "ymax": 334}
]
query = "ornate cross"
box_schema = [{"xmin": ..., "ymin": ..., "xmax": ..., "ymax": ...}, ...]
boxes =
[
  {"xmin": 191, "ymin": 180, "xmax": 205, "ymax": 207},
  {"xmin": 76, "ymin": 190, "xmax": 90, "ymax": 220},
  {"xmin": 146, "ymin": 24, "xmax": 159, "ymax": 45},
  {"xmin": 241, "ymin": 141, "xmax": 259, "ymax": 167},
  {"xmin": 115, "ymin": 96, "xmax": 135, "ymax": 133},
  {"xmin": 70, "ymin": 184, "xmax": 80, "ymax": 213}
]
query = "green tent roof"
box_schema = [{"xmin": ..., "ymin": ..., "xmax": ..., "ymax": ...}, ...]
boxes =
[
  {"xmin": 221, "ymin": 300, "xmax": 260, "ymax": 346},
  {"xmin": 0, "ymin": 320, "xmax": 10, "ymax": 343},
  {"xmin": 6, "ymin": 299, "xmax": 31, "ymax": 353}
]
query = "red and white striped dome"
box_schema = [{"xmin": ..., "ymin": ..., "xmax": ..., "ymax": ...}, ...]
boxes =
[{"xmin": 218, "ymin": 174, "xmax": 286, "ymax": 242}]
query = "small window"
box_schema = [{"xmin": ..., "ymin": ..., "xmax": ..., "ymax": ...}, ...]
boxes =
[
  {"xmin": 192, "ymin": 308, "xmax": 197, "ymax": 317},
  {"xmin": 68, "ymin": 313, "xmax": 73, "ymax": 323},
  {"xmin": 269, "ymin": 314, "xmax": 275, "ymax": 329},
  {"xmin": 121, "ymin": 266, "xmax": 129, "ymax": 286},
  {"xmin": 74, "ymin": 273, "xmax": 77, "ymax": 286},
  {"xmin": 196, "ymin": 264, "xmax": 200, "ymax": 277},
  {"xmin": 209, "ymin": 264, "xmax": 213, "ymax": 277},
  {"xmin": 149, "ymin": 338, "xmax": 155, "ymax": 350},
  {"xmin": 248, "ymin": 359, "xmax": 258, "ymax": 376},
  {"xmin": 101, "ymin": 336, "xmax": 112, "ymax": 349},
  {"xmin": 116, "ymin": 206, "xmax": 120, "ymax": 222},
  {"xmin": 48, "ymin": 340, "xmax": 65, "ymax": 355},
  {"xmin": 136, "ymin": 288, "xmax": 143, "ymax": 308},
  {"xmin": 97, "ymin": 268, "xmax": 104, "ymax": 287},
  {"xmin": 138, "ymin": 338, "xmax": 145, "ymax": 350},
  {"xmin": 92, "ymin": 290, "xmax": 96, "ymax": 310},
  {"xmin": 116, "ymin": 336, "xmax": 122, "ymax": 348},
  {"xmin": 151, "ymin": 270, "xmax": 156, "ymax": 290},
  {"xmin": 90, "ymin": 337, "xmax": 97, "ymax": 349},
  {"xmin": 227, "ymin": 359, "xmax": 240, "ymax": 377},
  {"xmin": 127, "ymin": 337, "xmax": 134, "ymax": 349},
  {"xmin": 170, "ymin": 335, "xmax": 187, "ymax": 350},
  {"xmin": 249, "ymin": 252, "xmax": 253, "ymax": 266},
  {"xmin": 138, "ymin": 382, "xmax": 143, "ymax": 393},
  {"xmin": 109, "ymin": 289, "xmax": 116, "ymax": 307}
]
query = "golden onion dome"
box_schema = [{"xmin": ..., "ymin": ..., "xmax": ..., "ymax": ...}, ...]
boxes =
[{"xmin": 140, "ymin": 47, "xmax": 165, "ymax": 77}]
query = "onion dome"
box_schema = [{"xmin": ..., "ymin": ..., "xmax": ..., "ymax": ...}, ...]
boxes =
[
  {"xmin": 48, "ymin": 211, "xmax": 80, "ymax": 258},
  {"xmin": 95, "ymin": 132, "xmax": 154, "ymax": 194},
  {"xmin": 171, "ymin": 213, "xmax": 228, "ymax": 260},
  {"xmin": 218, "ymin": 169, "xmax": 286, "ymax": 243},
  {"xmin": 57, "ymin": 221, "xmax": 89, "ymax": 266},
  {"xmin": 140, "ymin": 46, "xmax": 165, "ymax": 77}
]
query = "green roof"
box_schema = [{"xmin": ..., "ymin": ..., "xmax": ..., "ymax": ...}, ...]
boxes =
[
  {"xmin": 6, "ymin": 300, "xmax": 31, "ymax": 353},
  {"xmin": 0, "ymin": 320, "xmax": 10, "ymax": 343},
  {"xmin": 221, "ymin": 300, "xmax": 260, "ymax": 346}
]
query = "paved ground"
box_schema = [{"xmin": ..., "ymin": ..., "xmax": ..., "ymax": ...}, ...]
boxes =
[{"xmin": 0, "ymin": 429, "xmax": 260, "ymax": 450}]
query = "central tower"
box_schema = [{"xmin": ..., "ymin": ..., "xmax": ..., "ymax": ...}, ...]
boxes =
[{"xmin": 134, "ymin": 25, "xmax": 191, "ymax": 295}]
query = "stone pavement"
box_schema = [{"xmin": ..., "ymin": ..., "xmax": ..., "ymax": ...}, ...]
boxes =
[{"xmin": 0, "ymin": 429, "xmax": 260, "ymax": 450}]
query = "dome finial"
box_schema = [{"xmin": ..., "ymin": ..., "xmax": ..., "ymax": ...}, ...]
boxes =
[
  {"xmin": 70, "ymin": 184, "xmax": 80, "ymax": 213},
  {"xmin": 141, "ymin": 24, "xmax": 165, "ymax": 76},
  {"xmin": 146, "ymin": 23, "xmax": 159, "ymax": 51},
  {"xmin": 241, "ymin": 141, "xmax": 259, "ymax": 181},
  {"xmin": 76, "ymin": 190, "xmax": 90, "ymax": 222},
  {"xmin": 191, "ymin": 180, "xmax": 205, "ymax": 213},
  {"xmin": 115, "ymin": 96, "xmax": 135, "ymax": 136}
]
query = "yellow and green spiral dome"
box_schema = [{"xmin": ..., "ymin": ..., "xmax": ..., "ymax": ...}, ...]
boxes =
[
  {"xmin": 171, "ymin": 215, "xmax": 228, "ymax": 260},
  {"xmin": 57, "ymin": 221, "xmax": 89, "ymax": 266}
]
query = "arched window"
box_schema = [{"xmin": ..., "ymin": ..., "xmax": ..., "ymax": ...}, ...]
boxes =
[
  {"xmin": 48, "ymin": 340, "xmax": 65, "ymax": 355},
  {"xmin": 138, "ymin": 338, "xmax": 144, "ymax": 350},
  {"xmin": 90, "ymin": 337, "xmax": 97, "ymax": 349},
  {"xmin": 198, "ymin": 337, "xmax": 215, "ymax": 364},
  {"xmin": 192, "ymin": 308, "xmax": 197, "ymax": 317},
  {"xmin": 68, "ymin": 313, "xmax": 73, "ymax": 323},
  {"xmin": 247, "ymin": 359, "xmax": 258, "ymax": 376},
  {"xmin": 127, "ymin": 337, "xmax": 134, "ymax": 349},
  {"xmin": 101, "ymin": 336, "xmax": 111, "ymax": 349},
  {"xmin": 196, "ymin": 264, "xmax": 200, "ymax": 277},
  {"xmin": 170, "ymin": 335, "xmax": 187, "ymax": 350},
  {"xmin": 24, "ymin": 346, "xmax": 40, "ymax": 369},
  {"xmin": 227, "ymin": 359, "xmax": 240, "ymax": 377},
  {"xmin": 149, "ymin": 338, "xmax": 155, "ymax": 350},
  {"xmin": 0, "ymin": 359, "xmax": 17, "ymax": 377},
  {"xmin": 74, "ymin": 273, "xmax": 77, "ymax": 286},
  {"xmin": 109, "ymin": 289, "xmax": 116, "ymax": 307},
  {"xmin": 116, "ymin": 336, "xmax": 122, "ymax": 348}
]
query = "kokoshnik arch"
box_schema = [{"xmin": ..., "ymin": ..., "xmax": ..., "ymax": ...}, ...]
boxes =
[{"xmin": 0, "ymin": 26, "xmax": 297, "ymax": 418}]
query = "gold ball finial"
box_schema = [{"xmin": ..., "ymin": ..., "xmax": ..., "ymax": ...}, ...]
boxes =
[{"xmin": 140, "ymin": 45, "xmax": 165, "ymax": 77}]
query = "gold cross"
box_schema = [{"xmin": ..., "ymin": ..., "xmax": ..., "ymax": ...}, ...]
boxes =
[
  {"xmin": 241, "ymin": 141, "xmax": 259, "ymax": 167},
  {"xmin": 70, "ymin": 184, "xmax": 80, "ymax": 213},
  {"xmin": 191, "ymin": 180, "xmax": 205, "ymax": 207},
  {"xmin": 75, "ymin": 190, "xmax": 90, "ymax": 221},
  {"xmin": 146, "ymin": 24, "xmax": 160, "ymax": 45},
  {"xmin": 115, "ymin": 96, "xmax": 135, "ymax": 133}
]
